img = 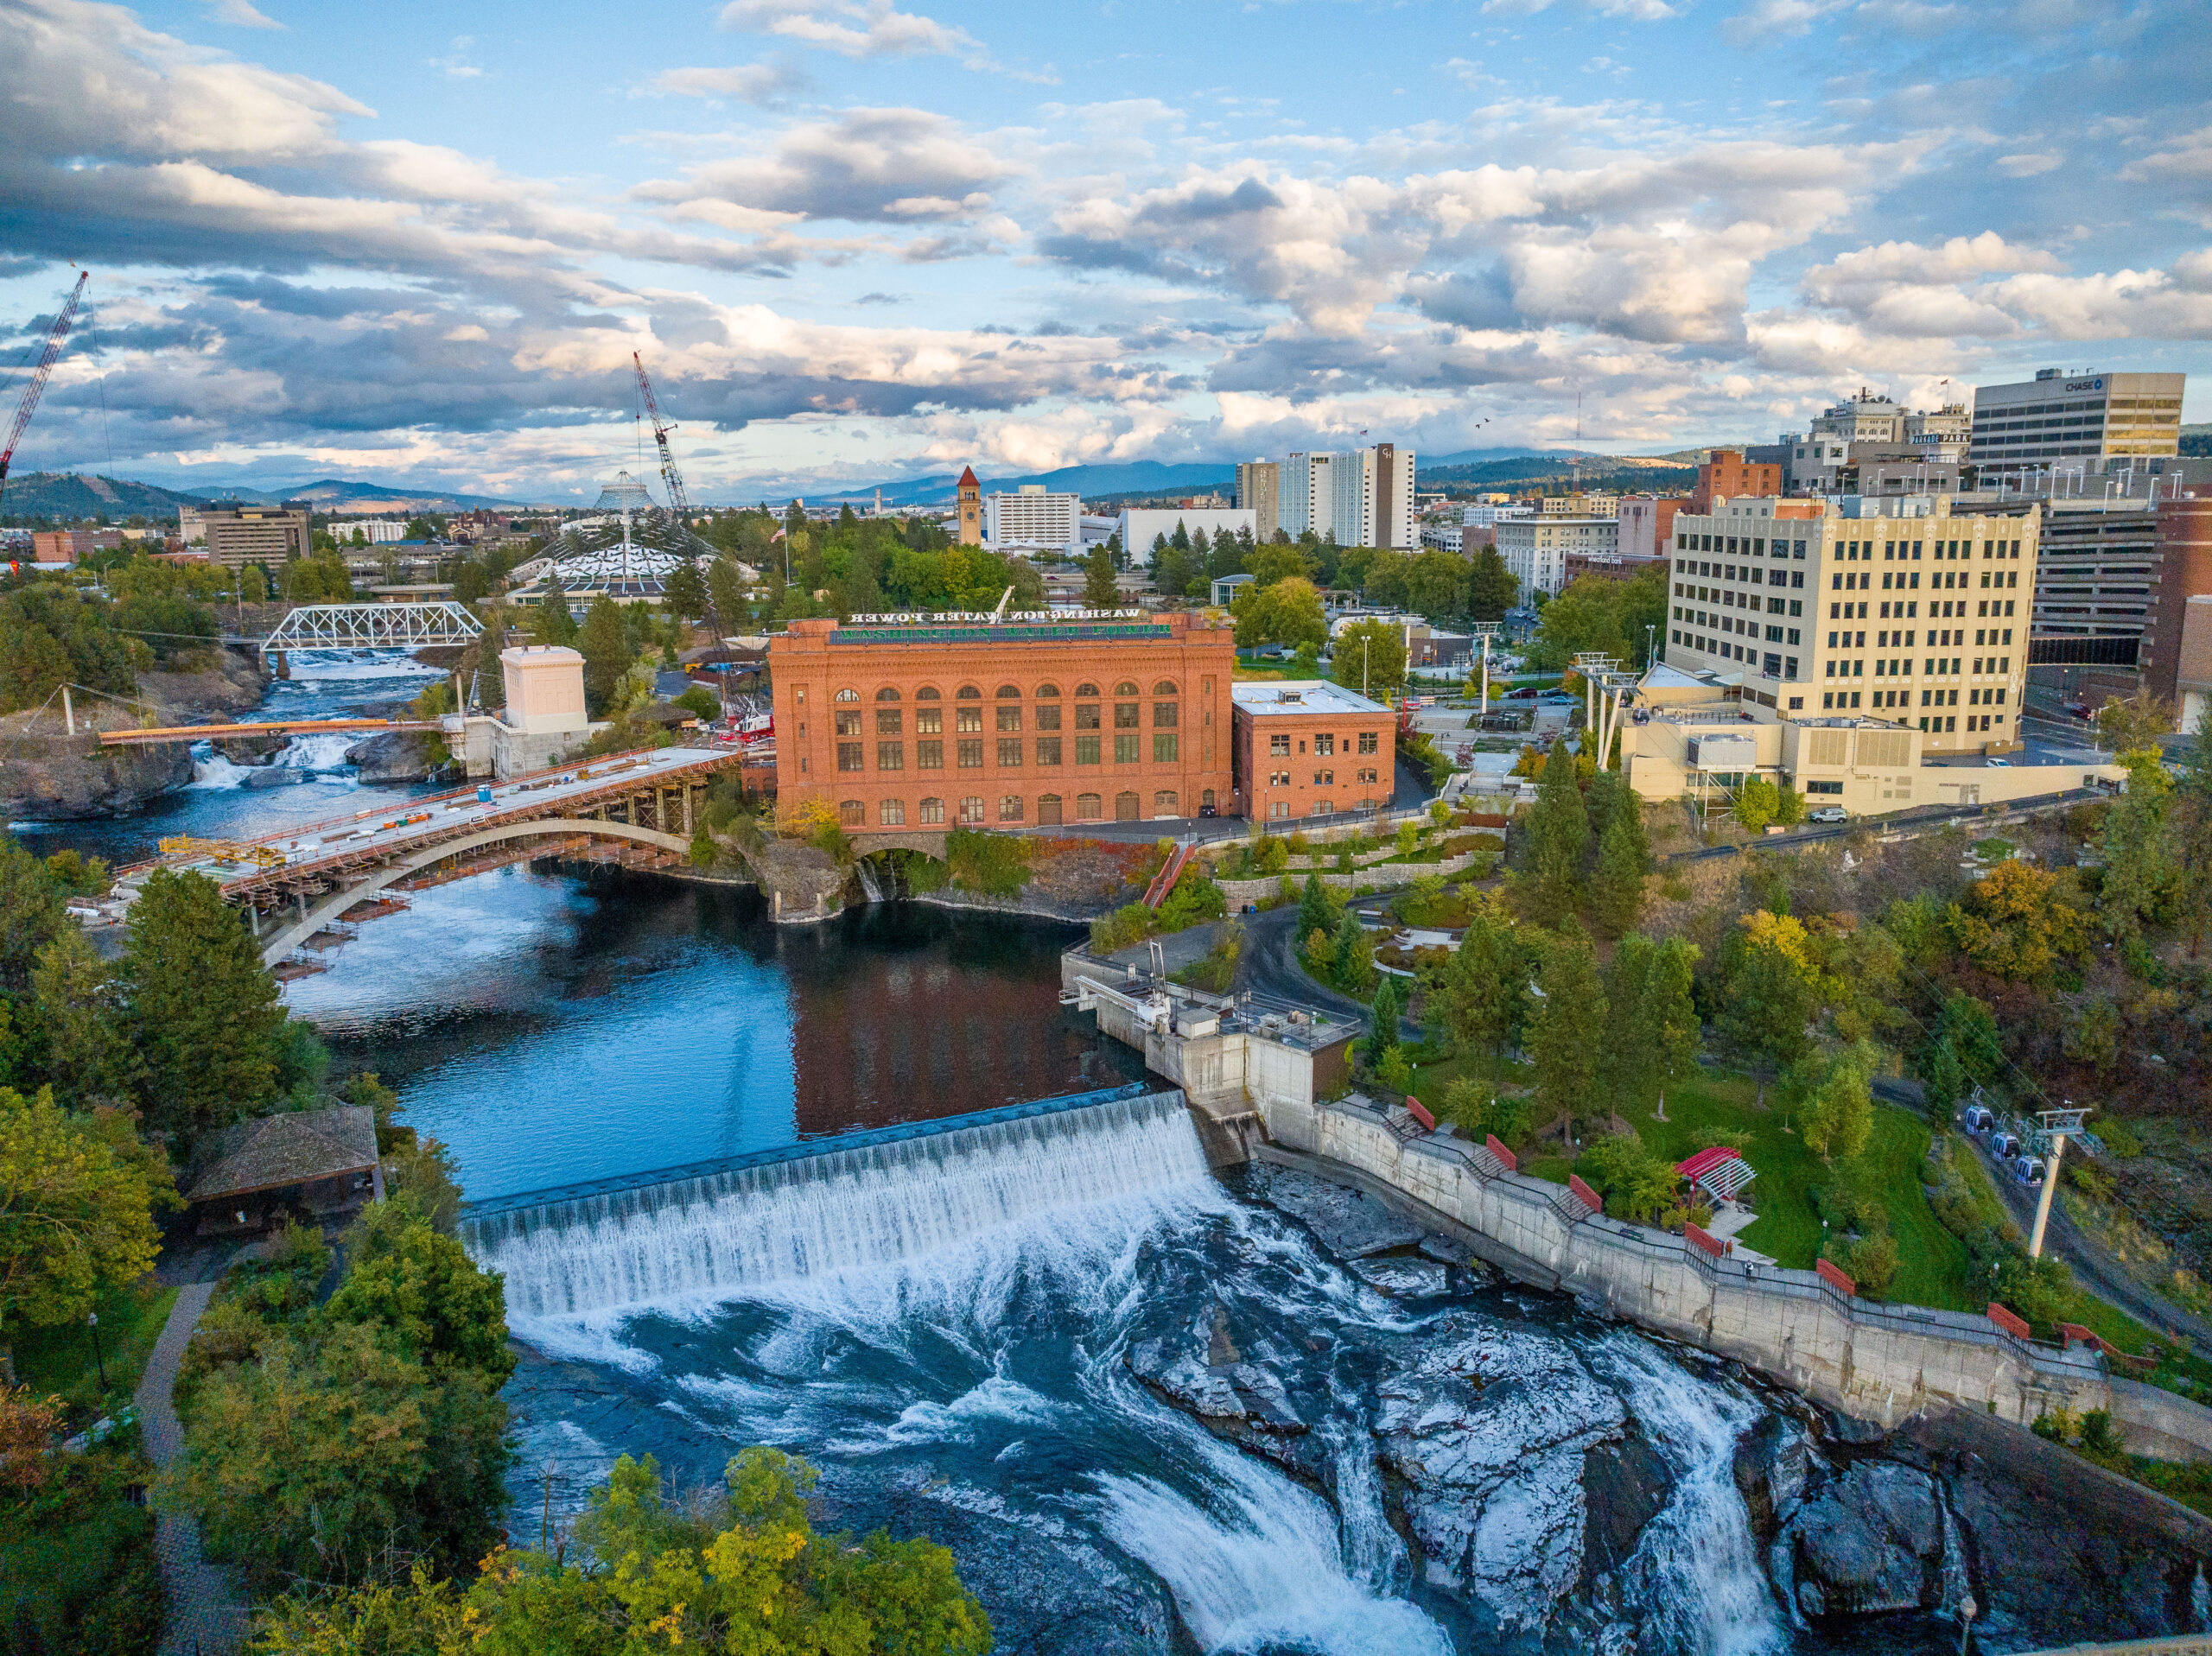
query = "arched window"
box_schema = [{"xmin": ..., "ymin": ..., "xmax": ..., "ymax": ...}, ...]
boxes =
[
  {"xmin": 1114, "ymin": 680, "xmax": 1139, "ymax": 695},
  {"xmin": 1075, "ymin": 792, "xmax": 1103, "ymax": 822},
  {"xmin": 995, "ymin": 684, "xmax": 1022, "ymax": 699},
  {"xmin": 1035, "ymin": 682, "xmax": 1060, "ymax": 698},
  {"xmin": 1153, "ymin": 680, "xmax": 1179, "ymax": 695},
  {"xmin": 879, "ymin": 799, "xmax": 906, "ymax": 826},
  {"xmin": 959, "ymin": 796, "xmax": 987, "ymax": 825},
  {"xmin": 1038, "ymin": 794, "xmax": 1064, "ymax": 826},
  {"xmin": 998, "ymin": 794, "xmax": 1024, "ymax": 822},
  {"xmin": 1074, "ymin": 682, "xmax": 1100, "ymax": 698},
  {"xmin": 838, "ymin": 800, "xmax": 864, "ymax": 826},
  {"xmin": 957, "ymin": 685, "xmax": 982, "ymax": 700},
  {"xmin": 916, "ymin": 686, "xmax": 940, "ymax": 701},
  {"xmin": 1114, "ymin": 790, "xmax": 1141, "ymax": 822},
  {"xmin": 874, "ymin": 687, "xmax": 901, "ymax": 701},
  {"xmin": 918, "ymin": 796, "xmax": 946, "ymax": 824},
  {"xmin": 1153, "ymin": 790, "xmax": 1178, "ymax": 817}
]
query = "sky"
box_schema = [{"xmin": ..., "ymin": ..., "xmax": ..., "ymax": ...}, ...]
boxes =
[{"xmin": 1, "ymin": 0, "xmax": 2209, "ymax": 504}]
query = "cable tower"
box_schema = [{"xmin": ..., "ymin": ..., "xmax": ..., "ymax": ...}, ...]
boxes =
[
  {"xmin": 632, "ymin": 352, "xmax": 691, "ymax": 520},
  {"xmin": 1, "ymin": 270, "xmax": 89, "ymax": 511}
]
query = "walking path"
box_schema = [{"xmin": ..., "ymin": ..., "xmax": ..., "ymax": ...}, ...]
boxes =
[{"xmin": 135, "ymin": 1280, "xmax": 249, "ymax": 1656}]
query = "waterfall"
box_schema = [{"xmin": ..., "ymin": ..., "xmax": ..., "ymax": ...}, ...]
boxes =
[
  {"xmin": 465, "ymin": 1089, "xmax": 1208, "ymax": 1320},
  {"xmin": 855, "ymin": 857, "xmax": 885, "ymax": 904},
  {"xmin": 275, "ymin": 731, "xmax": 364, "ymax": 772},
  {"xmin": 1592, "ymin": 1336, "xmax": 1788, "ymax": 1656}
]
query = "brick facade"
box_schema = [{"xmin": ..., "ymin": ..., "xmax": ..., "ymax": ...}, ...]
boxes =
[
  {"xmin": 770, "ymin": 612, "xmax": 1236, "ymax": 828},
  {"xmin": 1230, "ymin": 680, "xmax": 1397, "ymax": 820},
  {"xmin": 1689, "ymin": 449, "xmax": 1783, "ymax": 514}
]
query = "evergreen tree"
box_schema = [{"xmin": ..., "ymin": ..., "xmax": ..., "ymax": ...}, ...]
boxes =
[
  {"xmin": 529, "ymin": 578, "xmax": 577, "ymax": 646},
  {"xmin": 0, "ymin": 839, "xmax": 66, "ymax": 998},
  {"xmin": 1084, "ymin": 546, "xmax": 1120, "ymax": 609},
  {"xmin": 122, "ymin": 868, "xmax": 283, "ymax": 1147},
  {"xmin": 577, "ymin": 593, "xmax": 632, "ymax": 714},
  {"xmin": 1298, "ymin": 870, "xmax": 1335, "ymax": 939},
  {"xmin": 662, "ymin": 561, "xmax": 708, "ymax": 621},
  {"xmin": 1370, "ymin": 976, "xmax": 1401, "ymax": 1058},
  {"xmin": 1331, "ymin": 907, "xmax": 1375, "ymax": 994},
  {"xmin": 1531, "ymin": 934, "xmax": 1602, "ymax": 1133},
  {"xmin": 1645, "ymin": 936, "xmax": 1701, "ymax": 1119},
  {"xmin": 31, "ymin": 927, "xmax": 138, "ymax": 1109},
  {"xmin": 1525, "ymin": 739, "xmax": 1589, "ymax": 923},
  {"xmin": 1430, "ymin": 901, "xmax": 1528, "ymax": 1069},
  {"xmin": 1590, "ymin": 808, "xmax": 1648, "ymax": 936},
  {"xmin": 1468, "ymin": 546, "xmax": 1516, "ymax": 621},
  {"xmin": 1714, "ymin": 919, "xmax": 1818, "ymax": 1104}
]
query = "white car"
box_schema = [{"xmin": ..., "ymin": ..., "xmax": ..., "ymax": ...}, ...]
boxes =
[
  {"xmin": 1986, "ymin": 758, "xmax": 2010, "ymax": 767},
  {"xmin": 1808, "ymin": 805, "xmax": 1848, "ymax": 824}
]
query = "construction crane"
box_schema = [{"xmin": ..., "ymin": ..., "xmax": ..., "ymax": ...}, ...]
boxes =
[
  {"xmin": 632, "ymin": 352, "xmax": 692, "ymax": 521},
  {"xmin": 0, "ymin": 270, "xmax": 89, "ymax": 511}
]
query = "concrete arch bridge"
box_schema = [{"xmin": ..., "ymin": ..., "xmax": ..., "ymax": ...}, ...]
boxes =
[{"xmin": 114, "ymin": 745, "xmax": 751, "ymax": 968}]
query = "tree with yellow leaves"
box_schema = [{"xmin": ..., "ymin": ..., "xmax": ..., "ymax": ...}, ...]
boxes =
[
  {"xmin": 250, "ymin": 1448, "xmax": 993, "ymax": 1655},
  {"xmin": 0, "ymin": 1085, "xmax": 170, "ymax": 1340},
  {"xmin": 1946, "ymin": 859, "xmax": 2088, "ymax": 984}
]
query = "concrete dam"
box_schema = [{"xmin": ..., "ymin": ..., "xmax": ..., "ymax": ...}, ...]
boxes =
[{"xmin": 460, "ymin": 1086, "xmax": 1209, "ymax": 1319}]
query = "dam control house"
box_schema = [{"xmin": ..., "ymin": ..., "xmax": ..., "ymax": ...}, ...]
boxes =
[{"xmin": 770, "ymin": 610, "xmax": 1236, "ymax": 832}]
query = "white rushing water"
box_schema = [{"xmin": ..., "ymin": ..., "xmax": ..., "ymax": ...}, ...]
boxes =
[
  {"xmin": 855, "ymin": 858, "xmax": 885, "ymax": 904},
  {"xmin": 469, "ymin": 1093, "xmax": 1214, "ymax": 1320},
  {"xmin": 1593, "ymin": 1336, "xmax": 1788, "ymax": 1656},
  {"xmin": 272, "ymin": 731, "xmax": 363, "ymax": 771}
]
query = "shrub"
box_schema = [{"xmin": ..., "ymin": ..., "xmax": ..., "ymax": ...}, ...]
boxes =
[
  {"xmin": 944, "ymin": 828, "xmax": 1031, "ymax": 897},
  {"xmin": 1090, "ymin": 903, "xmax": 1156, "ymax": 955}
]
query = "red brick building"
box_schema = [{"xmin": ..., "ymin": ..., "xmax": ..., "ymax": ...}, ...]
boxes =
[
  {"xmin": 770, "ymin": 611, "xmax": 1236, "ymax": 830},
  {"xmin": 1230, "ymin": 680, "xmax": 1398, "ymax": 821},
  {"xmin": 1688, "ymin": 450, "xmax": 1783, "ymax": 514},
  {"xmin": 2144, "ymin": 497, "xmax": 2212, "ymax": 707}
]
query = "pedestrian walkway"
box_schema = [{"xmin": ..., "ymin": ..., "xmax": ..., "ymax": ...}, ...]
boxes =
[{"xmin": 134, "ymin": 1280, "xmax": 249, "ymax": 1656}]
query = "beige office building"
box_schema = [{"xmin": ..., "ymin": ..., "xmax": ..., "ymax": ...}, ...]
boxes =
[
  {"xmin": 1235, "ymin": 461, "xmax": 1281, "ymax": 542},
  {"xmin": 194, "ymin": 502, "xmax": 313, "ymax": 570},
  {"xmin": 1664, "ymin": 494, "xmax": 2039, "ymax": 756},
  {"xmin": 1968, "ymin": 369, "xmax": 2184, "ymax": 469}
]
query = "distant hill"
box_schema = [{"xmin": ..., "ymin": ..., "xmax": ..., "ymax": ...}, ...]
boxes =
[
  {"xmin": 2183, "ymin": 424, "xmax": 2210, "ymax": 458},
  {"xmin": 0, "ymin": 470, "xmax": 215, "ymax": 523},
  {"xmin": 818, "ymin": 460, "xmax": 1240, "ymax": 508},
  {"xmin": 1421, "ymin": 455, "xmax": 1699, "ymax": 492}
]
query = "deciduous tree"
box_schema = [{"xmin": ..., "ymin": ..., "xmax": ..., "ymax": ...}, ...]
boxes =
[
  {"xmin": 0, "ymin": 1086, "xmax": 168, "ymax": 1336},
  {"xmin": 1331, "ymin": 619, "xmax": 1407, "ymax": 696},
  {"xmin": 1947, "ymin": 859, "xmax": 2088, "ymax": 983}
]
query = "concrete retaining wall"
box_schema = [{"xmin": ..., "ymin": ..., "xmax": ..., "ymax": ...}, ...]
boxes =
[
  {"xmin": 1217, "ymin": 848, "xmax": 1486, "ymax": 904},
  {"xmin": 1256, "ymin": 1094, "xmax": 2212, "ymax": 1462}
]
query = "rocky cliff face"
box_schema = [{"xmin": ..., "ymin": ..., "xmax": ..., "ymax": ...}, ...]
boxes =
[
  {"xmin": 343, "ymin": 729, "xmax": 455, "ymax": 784},
  {"xmin": 0, "ymin": 734, "xmax": 193, "ymax": 820},
  {"xmin": 138, "ymin": 646, "xmax": 267, "ymax": 718}
]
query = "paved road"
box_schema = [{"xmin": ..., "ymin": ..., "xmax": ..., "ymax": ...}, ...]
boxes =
[
  {"xmin": 136, "ymin": 1281, "xmax": 249, "ymax": 1656},
  {"xmin": 1235, "ymin": 902, "xmax": 1374, "ymax": 1025},
  {"xmin": 1661, "ymin": 785, "xmax": 2104, "ymax": 865}
]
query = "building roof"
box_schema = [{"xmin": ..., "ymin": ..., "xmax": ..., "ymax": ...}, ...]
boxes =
[
  {"xmin": 186, "ymin": 1106, "xmax": 378, "ymax": 1203},
  {"xmin": 1230, "ymin": 679, "xmax": 1392, "ymax": 717},
  {"xmin": 957, "ymin": 466, "xmax": 980, "ymax": 487}
]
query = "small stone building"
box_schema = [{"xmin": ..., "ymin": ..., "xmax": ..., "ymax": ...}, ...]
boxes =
[{"xmin": 184, "ymin": 1106, "xmax": 382, "ymax": 1236}]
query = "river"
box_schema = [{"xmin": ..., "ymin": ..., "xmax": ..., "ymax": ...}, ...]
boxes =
[{"xmin": 13, "ymin": 653, "xmax": 2199, "ymax": 1654}]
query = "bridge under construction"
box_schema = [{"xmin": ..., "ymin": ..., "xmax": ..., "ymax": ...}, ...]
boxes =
[{"xmin": 116, "ymin": 741, "xmax": 753, "ymax": 968}]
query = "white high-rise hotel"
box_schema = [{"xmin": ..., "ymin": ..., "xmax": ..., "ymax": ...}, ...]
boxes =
[{"xmin": 1274, "ymin": 444, "xmax": 1416, "ymax": 549}]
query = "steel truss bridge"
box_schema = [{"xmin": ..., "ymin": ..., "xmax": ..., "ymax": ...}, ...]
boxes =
[{"xmin": 259, "ymin": 602, "xmax": 484, "ymax": 657}]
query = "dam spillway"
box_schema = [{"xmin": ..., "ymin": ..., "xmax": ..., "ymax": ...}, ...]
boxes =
[{"xmin": 461, "ymin": 1085, "xmax": 1211, "ymax": 1319}]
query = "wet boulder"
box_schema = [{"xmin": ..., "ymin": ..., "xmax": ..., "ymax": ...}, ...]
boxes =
[
  {"xmin": 1372, "ymin": 1325, "xmax": 1628, "ymax": 1630},
  {"xmin": 1348, "ymin": 1253, "xmax": 1452, "ymax": 1298},
  {"xmin": 1732, "ymin": 1414, "xmax": 1812, "ymax": 1540},
  {"xmin": 1781, "ymin": 1462, "xmax": 1944, "ymax": 1619},
  {"xmin": 1125, "ymin": 1329, "xmax": 1324, "ymax": 1489}
]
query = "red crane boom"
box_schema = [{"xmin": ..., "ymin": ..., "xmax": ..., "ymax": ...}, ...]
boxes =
[
  {"xmin": 0, "ymin": 270, "xmax": 89, "ymax": 510},
  {"xmin": 632, "ymin": 351, "xmax": 692, "ymax": 521}
]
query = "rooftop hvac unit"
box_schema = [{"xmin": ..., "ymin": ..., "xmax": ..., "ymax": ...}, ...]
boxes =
[{"xmin": 1688, "ymin": 733, "xmax": 1758, "ymax": 771}]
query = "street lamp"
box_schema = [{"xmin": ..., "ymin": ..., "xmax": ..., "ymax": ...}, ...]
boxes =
[{"xmin": 87, "ymin": 1310, "xmax": 107, "ymax": 1392}]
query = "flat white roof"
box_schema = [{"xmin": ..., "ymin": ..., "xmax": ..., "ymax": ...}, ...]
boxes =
[{"xmin": 1230, "ymin": 679, "xmax": 1392, "ymax": 717}]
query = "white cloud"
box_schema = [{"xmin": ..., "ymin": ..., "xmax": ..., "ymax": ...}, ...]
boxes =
[
  {"xmin": 719, "ymin": 0, "xmax": 973, "ymax": 60},
  {"xmin": 1994, "ymin": 152, "xmax": 2063, "ymax": 176},
  {"xmin": 655, "ymin": 61, "xmax": 807, "ymax": 104},
  {"xmin": 204, "ymin": 0, "xmax": 280, "ymax": 27}
]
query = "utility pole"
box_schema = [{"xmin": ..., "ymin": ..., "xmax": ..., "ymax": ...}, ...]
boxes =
[{"xmin": 2028, "ymin": 1106, "xmax": 2090, "ymax": 1259}]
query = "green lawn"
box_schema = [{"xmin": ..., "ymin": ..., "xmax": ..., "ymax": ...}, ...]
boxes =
[
  {"xmin": 12, "ymin": 1278, "xmax": 177, "ymax": 1419},
  {"xmin": 1607, "ymin": 1073, "xmax": 1827, "ymax": 1269},
  {"xmin": 1859, "ymin": 1111, "xmax": 1975, "ymax": 1308}
]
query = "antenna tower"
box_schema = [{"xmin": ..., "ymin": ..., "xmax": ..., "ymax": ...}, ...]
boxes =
[
  {"xmin": 1, "ymin": 270, "xmax": 89, "ymax": 511},
  {"xmin": 632, "ymin": 352, "xmax": 692, "ymax": 519}
]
